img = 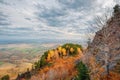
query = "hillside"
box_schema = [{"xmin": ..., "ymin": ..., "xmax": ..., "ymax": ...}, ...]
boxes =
[
  {"xmin": 83, "ymin": 4, "xmax": 120, "ymax": 80},
  {"xmin": 31, "ymin": 54, "xmax": 81, "ymax": 80},
  {"xmin": 15, "ymin": 43, "xmax": 84, "ymax": 80}
]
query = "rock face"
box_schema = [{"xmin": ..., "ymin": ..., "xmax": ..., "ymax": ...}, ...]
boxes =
[{"xmin": 83, "ymin": 5, "xmax": 120, "ymax": 80}]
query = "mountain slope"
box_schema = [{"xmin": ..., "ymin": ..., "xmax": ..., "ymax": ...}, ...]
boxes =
[
  {"xmin": 83, "ymin": 5, "xmax": 120, "ymax": 80},
  {"xmin": 16, "ymin": 43, "xmax": 83, "ymax": 80},
  {"xmin": 31, "ymin": 55, "xmax": 81, "ymax": 80}
]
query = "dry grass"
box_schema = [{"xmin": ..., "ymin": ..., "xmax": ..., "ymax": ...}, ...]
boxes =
[
  {"xmin": 31, "ymin": 53, "xmax": 83, "ymax": 80},
  {"xmin": 0, "ymin": 62, "xmax": 32, "ymax": 80},
  {"xmin": 101, "ymin": 72, "xmax": 120, "ymax": 80}
]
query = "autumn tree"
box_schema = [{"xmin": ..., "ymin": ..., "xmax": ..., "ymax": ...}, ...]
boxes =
[
  {"xmin": 48, "ymin": 50, "xmax": 54, "ymax": 60},
  {"xmin": 58, "ymin": 46, "xmax": 62, "ymax": 57},
  {"xmin": 70, "ymin": 47, "xmax": 74, "ymax": 54},
  {"xmin": 62, "ymin": 43, "xmax": 83, "ymax": 56},
  {"xmin": 61, "ymin": 48, "xmax": 67, "ymax": 56}
]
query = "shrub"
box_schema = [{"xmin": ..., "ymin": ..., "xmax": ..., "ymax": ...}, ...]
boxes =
[
  {"xmin": 34, "ymin": 43, "xmax": 83, "ymax": 69},
  {"xmin": 1, "ymin": 75, "xmax": 10, "ymax": 80},
  {"xmin": 62, "ymin": 43, "xmax": 83, "ymax": 56},
  {"xmin": 75, "ymin": 61, "xmax": 90, "ymax": 80},
  {"xmin": 34, "ymin": 51, "xmax": 49, "ymax": 69},
  {"xmin": 40, "ymin": 55, "xmax": 47, "ymax": 67}
]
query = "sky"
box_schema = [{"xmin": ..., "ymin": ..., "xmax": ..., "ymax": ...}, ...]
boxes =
[{"xmin": 0, "ymin": 0, "xmax": 119, "ymax": 44}]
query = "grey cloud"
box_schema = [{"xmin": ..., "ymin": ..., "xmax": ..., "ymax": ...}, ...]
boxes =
[
  {"xmin": 35, "ymin": 0, "xmax": 96, "ymax": 29},
  {"xmin": 40, "ymin": 29, "xmax": 62, "ymax": 34},
  {"xmin": 0, "ymin": 22, "xmax": 10, "ymax": 26},
  {"xmin": 36, "ymin": 6, "xmax": 67, "ymax": 27},
  {"xmin": 0, "ymin": 0, "xmax": 9, "ymax": 5},
  {"xmin": 0, "ymin": 27, "xmax": 34, "ymax": 33},
  {"xmin": 0, "ymin": 0, "xmax": 117, "ymax": 43},
  {"xmin": 0, "ymin": 12, "xmax": 10, "ymax": 26},
  {"xmin": 25, "ymin": 18, "xmax": 31, "ymax": 21},
  {"xmin": 39, "ymin": 9, "xmax": 66, "ymax": 18},
  {"xmin": 58, "ymin": 0, "xmax": 94, "ymax": 11}
]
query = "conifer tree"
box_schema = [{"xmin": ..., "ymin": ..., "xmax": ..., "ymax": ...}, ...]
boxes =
[{"xmin": 75, "ymin": 61, "xmax": 90, "ymax": 80}]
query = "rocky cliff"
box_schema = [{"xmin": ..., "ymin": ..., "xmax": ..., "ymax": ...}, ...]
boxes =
[{"xmin": 83, "ymin": 4, "xmax": 120, "ymax": 80}]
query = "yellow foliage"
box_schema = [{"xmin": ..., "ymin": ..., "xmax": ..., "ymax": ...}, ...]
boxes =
[
  {"xmin": 49, "ymin": 50, "xmax": 54, "ymax": 57},
  {"xmin": 58, "ymin": 46, "xmax": 62, "ymax": 53},
  {"xmin": 77, "ymin": 48, "xmax": 82, "ymax": 55},
  {"xmin": 62, "ymin": 48, "xmax": 66, "ymax": 56},
  {"xmin": 70, "ymin": 48, "xmax": 74, "ymax": 53}
]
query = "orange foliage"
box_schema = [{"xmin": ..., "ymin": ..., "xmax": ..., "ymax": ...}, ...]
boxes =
[{"xmin": 101, "ymin": 72, "xmax": 120, "ymax": 80}]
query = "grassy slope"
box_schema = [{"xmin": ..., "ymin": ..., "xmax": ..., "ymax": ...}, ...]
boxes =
[{"xmin": 31, "ymin": 50, "xmax": 83, "ymax": 80}]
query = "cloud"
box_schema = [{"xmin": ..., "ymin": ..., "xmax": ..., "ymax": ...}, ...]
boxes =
[
  {"xmin": 58, "ymin": 0, "xmax": 94, "ymax": 10},
  {"xmin": 0, "ymin": 12, "xmax": 10, "ymax": 26},
  {"xmin": 0, "ymin": 0, "xmax": 118, "ymax": 43}
]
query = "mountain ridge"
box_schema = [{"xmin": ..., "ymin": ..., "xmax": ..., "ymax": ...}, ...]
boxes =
[{"xmin": 83, "ymin": 4, "xmax": 120, "ymax": 80}]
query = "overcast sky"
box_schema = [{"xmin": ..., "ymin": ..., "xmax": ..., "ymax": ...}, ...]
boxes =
[{"xmin": 0, "ymin": 0, "xmax": 119, "ymax": 43}]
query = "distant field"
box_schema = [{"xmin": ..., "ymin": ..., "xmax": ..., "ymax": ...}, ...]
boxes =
[
  {"xmin": 0, "ymin": 43, "xmax": 58, "ymax": 79},
  {"xmin": 0, "ymin": 62, "xmax": 32, "ymax": 79},
  {"xmin": 0, "ymin": 44, "xmax": 56, "ymax": 61}
]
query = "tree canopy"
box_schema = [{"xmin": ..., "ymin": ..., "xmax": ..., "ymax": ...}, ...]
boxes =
[{"xmin": 113, "ymin": 4, "xmax": 120, "ymax": 14}]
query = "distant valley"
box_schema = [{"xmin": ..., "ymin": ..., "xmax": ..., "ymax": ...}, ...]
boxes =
[{"xmin": 0, "ymin": 43, "xmax": 58, "ymax": 79}]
